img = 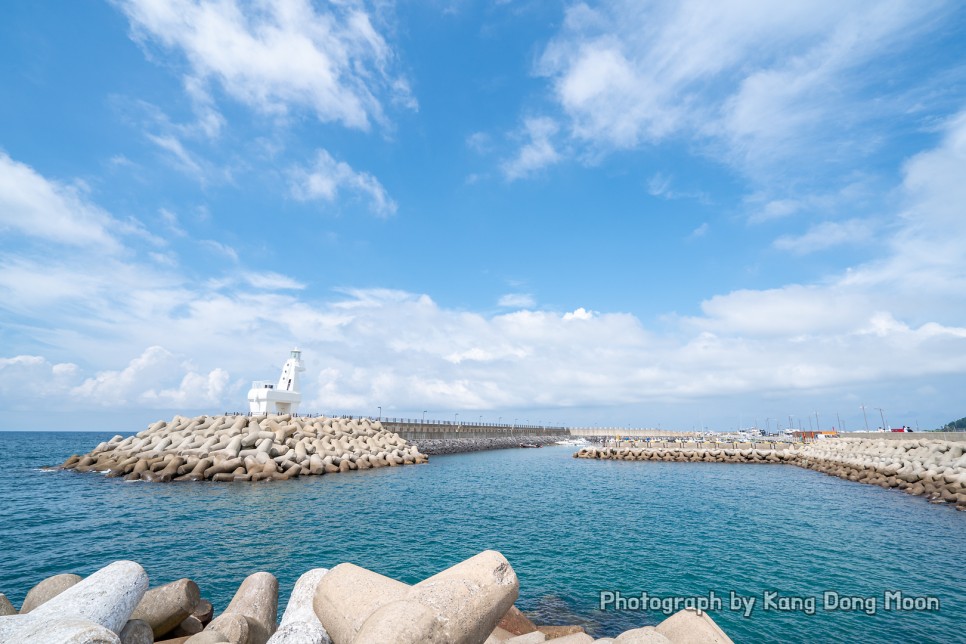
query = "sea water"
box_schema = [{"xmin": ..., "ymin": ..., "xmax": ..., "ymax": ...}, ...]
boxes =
[{"xmin": 1, "ymin": 431, "xmax": 963, "ymax": 643}]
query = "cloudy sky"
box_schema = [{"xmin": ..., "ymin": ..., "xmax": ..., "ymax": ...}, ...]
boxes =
[{"xmin": 2, "ymin": 0, "xmax": 966, "ymax": 432}]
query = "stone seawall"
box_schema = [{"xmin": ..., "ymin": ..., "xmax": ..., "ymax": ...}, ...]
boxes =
[
  {"xmin": 0, "ymin": 552, "xmax": 734, "ymax": 643},
  {"xmin": 575, "ymin": 438, "xmax": 966, "ymax": 511},
  {"xmin": 57, "ymin": 414, "xmax": 427, "ymax": 482},
  {"xmin": 412, "ymin": 435, "xmax": 565, "ymax": 455}
]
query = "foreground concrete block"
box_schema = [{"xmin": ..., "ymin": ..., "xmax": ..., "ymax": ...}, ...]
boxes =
[
  {"xmin": 314, "ymin": 563, "xmax": 409, "ymax": 644},
  {"xmin": 485, "ymin": 626, "xmax": 516, "ymax": 642},
  {"xmin": 317, "ymin": 551, "xmax": 519, "ymax": 644},
  {"xmin": 30, "ymin": 561, "xmax": 149, "ymax": 635},
  {"xmin": 614, "ymin": 626, "xmax": 672, "ymax": 643},
  {"xmin": 537, "ymin": 625, "xmax": 586, "ymax": 639},
  {"xmin": 352, "ymin": 599, "xmax": 443, "ymax": 643},
  {"xmin": 1, "ymin": 616, "xmax": 122, "ymax": 643},
  {"xmin": 498, "ymin": 605, "xmax": 538, "ymax": 635},
  {"xmin": 407, "ymin": 549, "xmax": 519, "ymax": 644},
  {"xmin": 217, "ymin": 572, "xmax": 278, "ymax": 644},
  {"xmin": 119, "ymin": 618, "xmax": 154, "ymax": 644},
  {"xmin": 204, "ymin": 612, "xmax": 248, "ymax": 644},
  {"xmin": 192, "ymin": 599, "xmax": 214, "ymax": 624},
  {"xmin": 506, "ymin": 631, "xmax": 547, "ymax": 643},
  {"xmin": 654, "ymin": 609, "xmax": 733, "ymax": 644},
  {"xmin": 174, "ymin": 614, "xmax": 205, "ymax": 637},
  {"xmin": 131, "ymin": 578, "xmax": 201, "ymax": 638},
  {"xmin": 19, "ymin": 573, "xmax": 83, "ymax": 614},
  {"xmin": 267, "ymin": 568, "xmax": 331, "ymax": 644},
  {"xmin": 544, "ymin": 634, "xmax": 593, "ymax": 644},
  {"xmin": 185, "ymin": 630, "xmax": 231, "ymax": 643}
]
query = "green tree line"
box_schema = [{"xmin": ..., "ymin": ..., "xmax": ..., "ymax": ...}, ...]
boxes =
[{"xmin": 944, "ymin": 417, "xmax": 966, "ymax": 431}]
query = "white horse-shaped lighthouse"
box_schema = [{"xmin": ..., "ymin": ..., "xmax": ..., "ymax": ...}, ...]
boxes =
[{"xmin": 247, "ymin": 348, "xmax": 305, "ymax": 414}]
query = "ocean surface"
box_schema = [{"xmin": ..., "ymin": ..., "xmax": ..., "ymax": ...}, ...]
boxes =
[{"xmin": 1, "ymin": 431, "xmax": 964, "ymax": 643}]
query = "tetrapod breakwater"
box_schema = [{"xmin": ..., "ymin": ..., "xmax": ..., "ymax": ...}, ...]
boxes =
[
  {"xmin": 575, "ymin": 437, "xmax": 966, "ymax": 510},
  {"xmin": 0, "ymin": 551, "xmax": 734, "ymax": 644},
  {"xmin": 57, "ymin": 414, "xmax": 427, "ymax": 482}
]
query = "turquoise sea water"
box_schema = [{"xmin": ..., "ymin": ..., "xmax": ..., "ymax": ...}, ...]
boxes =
[{"xmin": 1, "ymin": 431, "xmax": 964, "ymax": 643}]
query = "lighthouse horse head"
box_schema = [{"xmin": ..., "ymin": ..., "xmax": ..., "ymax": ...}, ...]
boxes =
[{"xmin": 247, "ymin": 348, "xmax": 306, "ymax": 415}]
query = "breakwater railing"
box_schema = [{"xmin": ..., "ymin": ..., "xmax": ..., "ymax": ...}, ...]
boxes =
[
  {"xmin": 381, "ymin": 420, "xmax": 568, "ymax": 441},
  {"xmin": 601, "ymin": 439, "xmax": 794, "ymax": 449},
  {"xmin": 570, "ymin": 428, "xmax": 698, "ymax": 438}
]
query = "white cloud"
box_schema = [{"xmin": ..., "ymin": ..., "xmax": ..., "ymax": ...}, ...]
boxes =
[
  {"xmin": 773, "ymin": 219, "xmax": 874, "ymax": 255},
  {"xmin": 747, "ymin": 198, "xmax": 802, "ymax": 223},
  {"xmin": 501, "ymin": 117, "xmax": 561, "ymax": 180},
  {"xmin": 141, "ymin": 366, "xmax": 231, "ymax": 408},
  {"xmin": 243, "ymin": 271, "xmax": 306, "ymax": 291},
  {"xmin": 0, "ymin": 152, "xmax": 119, "ymax": 250},
  {"xmin": 0, "ymin": 355, "xmax": 82, "ymax": 410},
  {"xmin": 290, "ymin": 149, "xmax": 397, "ymax": 216},
  {"xmin": 146, "ymin": 133, "xmax": 205, "ymax": 178},
  {"xmin": 523, "ymin": 0, "xmax": 949, "ymax": 196},
  {"xmin": 466, "ymin": 131, "xmax": 492, "ymax": 153},
  {"xmin": 158, "ymin": 208, "xmax": 187, "ymax": 236},
  {"xmin": 497, "ymin": 293, "xmax": 535, "ymax": 308},
  {"xmin": 71, "ymin": 346, "xmax": 233, "ymax": 408},
  {"xmin": 116, "ymin": 0, "xmax": 413, "ymax": 130},
  {"xmin": 688, "ymin": 222, "xmax": 709, "ymax": 239},
  {"xmin": 199, "ymin": 240, "xmax": 239, "ymax": 262}
]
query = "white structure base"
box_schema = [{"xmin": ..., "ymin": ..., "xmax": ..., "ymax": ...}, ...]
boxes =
[{"xmin": 248, "ymin": 349, "xmax": 305, "ymax": 415}]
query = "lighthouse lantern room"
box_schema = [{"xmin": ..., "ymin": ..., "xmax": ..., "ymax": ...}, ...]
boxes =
[{"xmin": 247, "ymin": 348, "xmax": 305, "ymax": 414}]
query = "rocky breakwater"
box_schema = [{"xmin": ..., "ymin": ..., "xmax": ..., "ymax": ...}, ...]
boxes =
[
  {"xmin": 0, "ymin": 550, "xmax": 734, "ymax": 644},
  {"xmin": 57, "ymin": 414, "xmax": 428, "ymax": 483},
  {"xmin": 796, "ymin": 437, "xmax": 966, "ymax": 509},
  {"xmin": 575, "ymin": 438, "xmax": 966, "ymax": 511}
]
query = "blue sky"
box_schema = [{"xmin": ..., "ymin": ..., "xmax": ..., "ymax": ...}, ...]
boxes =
[{"xmin": 2, "ymin": 0, "xmax": 966, "ymax": 432}]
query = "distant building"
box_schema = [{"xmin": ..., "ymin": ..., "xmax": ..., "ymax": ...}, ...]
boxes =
[{"xmin": 247, "ymin": 348, "xmax": 305, "ymax": 414}]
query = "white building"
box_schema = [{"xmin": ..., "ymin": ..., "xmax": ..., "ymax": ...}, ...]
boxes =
[{"xmin": 247, "ymin": 348, "xmax": 305, "ymax": 414}]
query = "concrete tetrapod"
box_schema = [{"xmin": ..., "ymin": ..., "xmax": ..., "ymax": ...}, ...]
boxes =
[
  {"xmin": 351, "ymin": 600, "xmax": 443, "ymax": 643},
  {"xmin": 130, "ymin": 578, "xmax": 201, "ymax": 638},
  {"xmin": 613, "ymin": 626, "xmax": 672, "ymax": 643},
  {"xmin": 119, "ymin": 618, "xmax": 154, "ymax": 644},
  {"xmin": 207, "ymin": 572, "xmax": 278, "ymax": 644},
  {"xmin": 59, "ymin": 414, "xmax": 428, "ymax": 483},
  {"xmin": 0, "ymin": 595, "xmax": 15, "ymax": 617},
  {"xmin": 313, "ymin": 564, "xmax": 410, "ymax": 644},
  {"xmin": 15, "ymin": 561, "xmax": 148, "ymax": 638},
  {"xmin": 0, "ymin": 616, "xmax": 122, "ymax": 644},
  {"xmin": 504, "ymin": 631, "xmax": 547, "ymax": 643},
  {"xmin": 267, "ymin": 568, "xmax": 331, "ymax": 644},
  {"xmin": 542, "ymin": 634, "xmax": 593, "ymax": 644},
  {"xmin": 19, "ymin": 573, "xmax": 83, "ymax": 613},
  {"xmin": 654, "ymin": 609, "xmax": 733, "ymax": 644},
  {"xmin": 315, "ymin": 550, "xmax": 519, "ymax": 644},
  {"xmin": 203, "ymin": 612, "xmax": 249, "ymax": 644},
  {"xmin": 402, "ymin": 549, "xmax": 519, "ymax": 644}
]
